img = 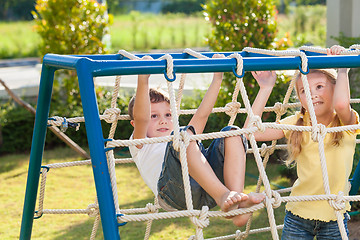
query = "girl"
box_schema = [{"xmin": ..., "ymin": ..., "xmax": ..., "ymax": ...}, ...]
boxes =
[{"xmin": 245, "ymin": 45, "xmax": 359, "ymax": 239}]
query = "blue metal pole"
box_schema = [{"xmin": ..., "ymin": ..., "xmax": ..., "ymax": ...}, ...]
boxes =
[
  {"xmin": 350, "ymin": 160, "xmax": 360, "ymax": 196},
  {"xmin": 20, "ymin": 65, "xmax": 56, "ymax": 240},
  {"xmin": 45, "ymin": 52, "xmax": 360, "ymax": 77},
  {"xmin": 76, "ymin": 58, "xmax": 120, "ymax": 240},
  {"xmin": 92, "ymin": 55, "xmax": 360, "ymax": 77}
]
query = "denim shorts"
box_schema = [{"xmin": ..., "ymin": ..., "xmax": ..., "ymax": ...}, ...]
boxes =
[
  {"xmin": 157, "ymin": 125, "xmax": 248, "ymax": 210},
  {"xmin": 281, "ymin": 210, "xmax": 350, "ymax": 240}
]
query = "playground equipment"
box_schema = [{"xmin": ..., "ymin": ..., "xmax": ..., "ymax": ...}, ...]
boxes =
[{"xmin": 20, "ymin": 46, "xmax": 360, "ymax": 240}]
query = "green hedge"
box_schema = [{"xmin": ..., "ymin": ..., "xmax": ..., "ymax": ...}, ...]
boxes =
[
  {"xmin": 0, "ymin": 103, "xmax": 135, "ymax": 155},
  {"xmin": 0, "ymin": 90, "xmax": 239, "ymax": 155}
]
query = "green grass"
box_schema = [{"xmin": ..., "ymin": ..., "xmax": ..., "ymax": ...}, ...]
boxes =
[
  {"xmin": 0, "ymin": 21, "xmax": 40, "ymax": 59},
  {"xmin": 0, "ymin": 6, "xmax": 328, "ymax": 59},
  {"xmin": 0, "ymin": 147, "xmax": 291, "ymax": 239},
  {"xmin": 110, "ymin": 13, "xmax": 211, "ymax": 51},
  {"xmin": 0, "ymin": 13, "xmax": 211, "ymax": 59}
]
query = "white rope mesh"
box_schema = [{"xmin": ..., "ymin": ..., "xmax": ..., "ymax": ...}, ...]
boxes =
[{"xmin": 35, "ymin": 46, "xmax": 360, "ymax": 240}]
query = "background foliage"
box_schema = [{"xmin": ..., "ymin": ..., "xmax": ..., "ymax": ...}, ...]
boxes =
[
  {"xmin": 32, "ymin": 0, "xmax": 111, "ymax": 116},
  {"xmin": 33, "ymin": 0, "xmax": 110, "ymax": 56},
  {"xmin": 204, "ymin": 0, "xmax": 290, "ymax": 128}
]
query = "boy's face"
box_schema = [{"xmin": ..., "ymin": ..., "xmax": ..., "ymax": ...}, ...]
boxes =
[{"xmin": 147, "ymin": 101, "xmax": 174, "ymax": 138}]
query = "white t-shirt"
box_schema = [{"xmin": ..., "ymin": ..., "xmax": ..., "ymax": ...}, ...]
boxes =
[{"xmin": 128, "ymin": 136, "xmax": 167, "ymax": 196}]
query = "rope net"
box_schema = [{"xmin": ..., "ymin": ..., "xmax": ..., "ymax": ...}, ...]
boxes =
[{"xmin": 38, "ymin": 46, "xmax": 360, "ymax": 240}]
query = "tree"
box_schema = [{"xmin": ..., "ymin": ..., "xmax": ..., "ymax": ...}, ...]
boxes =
[
  {"xmin": 204, "ymin": 0, "xmax": 277, "ymax": 51},
  {"xmin": 33, "ymin": 0, "xmax": 110, "ymax": 56},
  {"xmin": 1, "ymin": 0, "xmax": 36, "ymax": 20},
  {"xmin": 32, "ymin": 0, "xmax": 111, "ymax": 115},
  {"xmin": 203, "ymin": 0, "xmax": 285, "ymax": 124}
]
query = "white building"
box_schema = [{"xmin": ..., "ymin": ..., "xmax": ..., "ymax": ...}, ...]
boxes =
[{"xmin": 327, "ymin": 0, "xmax": 360, "ymax": 46}]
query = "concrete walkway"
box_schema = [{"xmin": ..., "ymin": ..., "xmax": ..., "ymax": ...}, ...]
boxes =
[{"xmin": 0, "ymin": 58, "xmax": 213, "ymax": 100}]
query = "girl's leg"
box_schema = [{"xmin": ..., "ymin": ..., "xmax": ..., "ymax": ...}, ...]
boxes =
[
  {"xmin": 281, "ymin": 211, "xmax": 315, "ymax": 240},
  {"xmin": 316, "ymin": 213, "xmax": 349, "ymax": 240}
]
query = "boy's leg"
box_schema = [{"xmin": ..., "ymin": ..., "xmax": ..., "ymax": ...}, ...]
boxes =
[
  {"xmin": 158, "ymin": 125, "xmax": 245, "ymax": 211},
  {"xmin": 185, "ymin": 128, "xmax": 247, "ymax": 212},
  {"xmin": 220, "ymin": 126, "xmax": 265, "ymax": 226},
  {"xmin": 223, "ymin": 128, "xmax": 246, "ymax": 193}
]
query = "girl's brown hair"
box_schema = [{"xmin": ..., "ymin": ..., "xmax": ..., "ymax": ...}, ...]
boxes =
[
  {"xmin": 286, "ymin": 69, "xmax": 343, "ymax": 166},
  {"xmin": 128, "ymin": 88, "xmax": 170, "ymax": 120}
]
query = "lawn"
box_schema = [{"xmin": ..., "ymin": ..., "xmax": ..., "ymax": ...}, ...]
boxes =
[
  {"xmin": 0, "ymin": 147, "xmax": 291, "ymax": 239},
  {"xmin": 0, "ymin": 5, "xmax": 328, "ymax": 59},
  {"xmin": 0, "ymin": 13, "xmax": 211, "ymax": 59}
]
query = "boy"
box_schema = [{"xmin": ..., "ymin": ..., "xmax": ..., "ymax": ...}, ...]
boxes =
[{"xmin": 128, "ymin": 54, "xmax": 264, "ymax": 226}]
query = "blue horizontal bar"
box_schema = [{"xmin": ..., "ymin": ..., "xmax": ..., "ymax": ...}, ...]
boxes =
[{"xmin": 43, "ymin": 52, "xmax": 360, "ymax": 77}]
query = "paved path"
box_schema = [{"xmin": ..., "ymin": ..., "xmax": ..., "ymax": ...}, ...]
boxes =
[{"xmin": 0, "ymin": 58, "xmax": 213, "ymax": 100}]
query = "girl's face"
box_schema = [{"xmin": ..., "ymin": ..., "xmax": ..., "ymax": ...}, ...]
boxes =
[{"xmin": 296, "ymin": 72, "xmax": 335, "ymax": 123}]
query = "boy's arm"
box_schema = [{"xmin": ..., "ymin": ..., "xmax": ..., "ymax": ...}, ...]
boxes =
[
  {"xmin": 329, "ymin": 46, "xmax": 356, "ymax": 125},
  {"xmin": 244, "ymin": 71, "xmax": 284, "ymax": 141},
  {"xmin": 132, "ymin": 56, "xmax": 153, "ymax": 144},
  {"xmin": 188, "ymin": 54, "xmax": 225, "ymax": 134}
]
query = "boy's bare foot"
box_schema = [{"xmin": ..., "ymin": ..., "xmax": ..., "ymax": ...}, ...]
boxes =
[
  {"xmin": 232, "ymin": 192, "xmax": 265, "ymax": 227},
  {"xmin": 219, "ymin": 191, "xmax": 249, "ymax": 212}
]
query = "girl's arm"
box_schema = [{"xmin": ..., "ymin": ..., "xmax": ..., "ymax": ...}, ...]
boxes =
[
  {"xmin": 132, "ymin": 56, "xmax": 152, "ymax": 142},
  {"xmin": 244, "ymin": 71, "xmax": 284, "ymax": 141},
  {"xmin": 329, "ymin": 45, "xmax": 356, "ymax": 125},
  {"xmin": 189, "ymin": 54, "xmax": 225, "ymax": 134}
]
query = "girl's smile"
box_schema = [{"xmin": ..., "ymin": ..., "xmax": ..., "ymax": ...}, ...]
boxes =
[{"xmin": 296, "ymin": 72, "xmax": 335, "ymax": 125}]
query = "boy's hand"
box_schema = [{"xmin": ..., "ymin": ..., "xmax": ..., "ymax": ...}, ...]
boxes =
[
  {"xmin": 139, "ymin": 55, "xmax": 153, "ymax": 80},
  {"xmin": 212, "ymin": 53, "xmax": 226, "ymax": 79},
  {"xmin": 251, "ymin": 71, "xmax": 276, "ymax": 89}
]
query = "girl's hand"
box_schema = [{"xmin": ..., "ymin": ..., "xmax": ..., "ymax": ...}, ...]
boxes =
[
  {"xmin": 212, "ymin": 53, "xmax": 225, "ymax": 59},
  {"xmin": 327, "ymin": 45, "xmax": 346, "ymax": 55},
  {"xmin": 251, "ymin": 71, "xmax": 277, "ymax": 89},
  {"xmin": 327, "ymin": 45, "xmax": 348, "ymax": 72}
]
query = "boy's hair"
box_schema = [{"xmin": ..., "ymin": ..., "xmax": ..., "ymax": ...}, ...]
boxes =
[
  {"xmin": 128, "ymin": 88, "xmax": 170, "ymax": 120},
  {"xmin": 286, "ymin": 69, "xmax": 343, "ymax": 166}
]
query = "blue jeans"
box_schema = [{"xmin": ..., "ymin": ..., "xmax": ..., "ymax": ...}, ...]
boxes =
[
  {"xmin": 157, "ymin": 125, "xmax": 248, "ymax": 210},
  {"xmin": 281, "ymin": 211, "xmax": 350, "ymax": 240}
]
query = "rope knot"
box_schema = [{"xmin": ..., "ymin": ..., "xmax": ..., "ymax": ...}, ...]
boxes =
[
  {"xmin": 274, "ymin": 102, "xmax": 287, "ymax": 116},
  {"xmin": 311, "ymin": 124, "xmax": 326, "ymax": 142},
  {"xmin": 271, "ymin": 190, "xmax": 282, "ymax": 208},
  {"xmin": 260, "ymin": 143, "xmax": 274, "ymax": 157},
  {"xmin": 249, "ymin": 115, "xmax": 265, "ymax": 132},
  {"xmin": 190, "ymin": 206, "xmax": 209, "ymax": 229},
  {"xmin": 146, "ymin": 203, "xmax": 158, "ymax": 213},
  {"xmin": 103, "ymin": 108, "xmax": 121, "ymax": 123},
  {"xmin": 180, "ymin": 130, "xmax": 191, "ymax": 147},
  {"xmin": 329, "ymin": 192, "xmax": 346, "ymax": 211},
  {"xmin": 225, "ymin": 102, "xmax": 241, "ymax": 117},
  {"xmin": 235, "ymin": 230, "xmax": 244, "ymax": 240},
  {"xmin": 86, "ymin": 203, "xmax": 99, "ymax": 217}
]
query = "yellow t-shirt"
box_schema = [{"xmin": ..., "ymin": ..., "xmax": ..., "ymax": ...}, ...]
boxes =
[{"xmin": 280, "ymin": 110, "xmax": 360, "ymax": 221}]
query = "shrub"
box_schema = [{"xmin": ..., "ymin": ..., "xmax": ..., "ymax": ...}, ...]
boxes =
[
  {"xmin": 32, "ymin": 0, "xmax": 110, "ymax": 56},
  {"xmin": 203, "ymin": 0, "xmax": 289, "ymax": 124},
  {"xmin": 162, "ymin": 0, "xmax": 204, "ymax": 14},
  {"xmin": 32, "ymin": 0, "xmax": 112, "ymax": 110},
  {"xmin": 204, "ymin": 0, "xmax": 277, "ymax": 51}
]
